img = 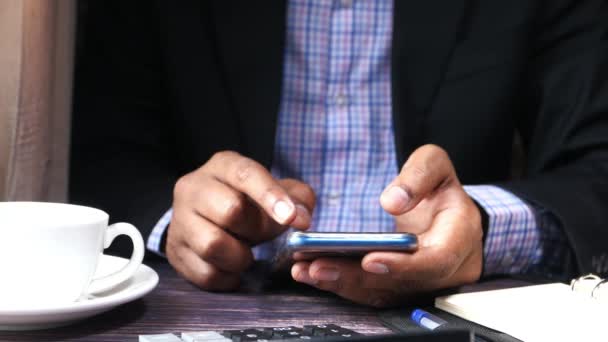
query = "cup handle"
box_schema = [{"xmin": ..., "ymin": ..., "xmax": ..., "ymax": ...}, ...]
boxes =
[{"xmin": 87, "ymin": 222, "xmax": 145, "ymax": 294}]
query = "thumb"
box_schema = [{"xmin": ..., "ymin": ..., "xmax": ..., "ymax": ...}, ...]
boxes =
[
  {"xmin": 279, "ymin": 178, "xmax": 316, "ymax": 229},
  {"xmin": 380, "ymin": 144, "xmax": 457, "ymax": 215}
]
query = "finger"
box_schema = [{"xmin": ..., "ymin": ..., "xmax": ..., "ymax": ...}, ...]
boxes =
[
  {"xmin": 361, "ymin": 249, "xmax": 456, "ymax": 289},
  {"xmin": 362, "ymin": 210, "xmax": 474, "ymax": 283},
  {"xmin": 289, "ymin": 205, "xmax": 312, "ymax": 230},
  {"xmin": 184, "ymin": 174, "xmax": 274, "ymax": 242},
  {"xmin": 204, "ymin": 151, "xmax": 296, "ymax": 225},
  {"xmin": 380, "ymin": 144, "xmax": 457, "ymax": 215},
  {"xmin": 291, "ymin": 261, "xmax": 318, "ymax": 286},
  {"xmin": 306, "ymin": 258, "xmax": 400, "ymax": 307},
  {"xmin": 167, "ymin": 243, "xmax": 241, "ymax": 291},
  {"xmin": 279, "ymin": 179, "xmax": 316, "ymax": 211},
  {"xmin": 176, "ymin": 210, "xmax": 254, "ymax": 273},
  {"xmin": 279, "ymin": 179, "xmax": 316, "ymax": 229}
]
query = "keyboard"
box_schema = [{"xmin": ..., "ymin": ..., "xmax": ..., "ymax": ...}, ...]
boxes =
[{"xmin": 139, "ymin": 324, "xmax": 363, "ymax": 342}]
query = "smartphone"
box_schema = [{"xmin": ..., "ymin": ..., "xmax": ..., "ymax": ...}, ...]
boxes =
[{"xmin": 283, "ymin": 231, "xmax": 418, "ymax": 261}]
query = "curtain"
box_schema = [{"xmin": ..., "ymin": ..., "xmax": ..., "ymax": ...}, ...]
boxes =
[{"xmin": 0, "ymin": 0, "xmax": 75, "ymax": 201}]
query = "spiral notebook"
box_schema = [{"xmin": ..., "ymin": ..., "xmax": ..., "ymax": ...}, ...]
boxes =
[{"xmin": 435, "ymin": 275, "xmax": 608, "ymax": 342}]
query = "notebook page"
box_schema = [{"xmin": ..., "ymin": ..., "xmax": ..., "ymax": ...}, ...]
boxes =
[{"xmin": 435, "ymin": 283, "xmax": 606, "ymax": 342}]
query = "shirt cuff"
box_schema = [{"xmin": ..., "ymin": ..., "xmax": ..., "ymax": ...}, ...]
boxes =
[
  {"xmin": 146, "ymin": 208, "xmax": 173, "ymax": 257},
  {"xmin": 464, "ymin": 185, "xmax": 542, "ymax": 276}
]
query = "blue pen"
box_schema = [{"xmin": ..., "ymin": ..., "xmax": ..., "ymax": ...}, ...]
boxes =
[
  {"xmin": 411, "ymin": 309, "xmax": 489, "ymax": 342},
  {"xmin": 411, "ymin": 309, "xmax": 448, "ymax": 330}
]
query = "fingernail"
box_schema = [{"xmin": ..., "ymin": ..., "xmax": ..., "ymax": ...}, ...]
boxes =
[
  {"xmin": 292, "ymin": 264, "xmax": 318, "ymax": 286},
  {"xmin": 366, "ymin": 262, "xmax": 389, "ymax": 274},
  {"xmin": 313, "ymin": 268, "xmax": 340, "ymax": 281},
  {"xmin": 273, "ymin": 200, "xmax": 294, "ymax": 223},
  {"xmin": 296, "ymin": 270, "xmax": 318, "ymax": 286},
  {"xmin": 381, "ymin": 186, "xmax": 410, "ymax": 211},
  {"xmin": 296, "ymin": 204, "xmax": 311, "ymax": 222}
]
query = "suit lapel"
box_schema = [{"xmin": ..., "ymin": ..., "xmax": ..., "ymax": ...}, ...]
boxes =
[
  {"xmin": 158, "ymin": 0, "xmax": 242, "ymax": 169},
  {"xmin": 209, "ymin": 1, "xmax": 471, "ymax": 167},
  {"xmin": 391, "ymin": 0, "xmax": 472, "ymax": 164},
  {"xmin": 210, "ymin": 1, "xmax": 287, "ymax": 167}
]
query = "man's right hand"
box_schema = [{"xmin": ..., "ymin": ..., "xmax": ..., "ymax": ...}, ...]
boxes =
[{"xmin": 166, "ymin": 151, "xmax": 316, "ymax": 291}]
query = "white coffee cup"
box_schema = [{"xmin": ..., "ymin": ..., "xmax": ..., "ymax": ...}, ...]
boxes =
[{"xmin": 0, "ymin": 202, "xmax": 144, "ymax": 307}]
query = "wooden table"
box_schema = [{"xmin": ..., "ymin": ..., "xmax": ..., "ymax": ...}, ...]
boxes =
[{"xmin": 1, "ymin": 260, "xmax": 393, "ymax": 342}]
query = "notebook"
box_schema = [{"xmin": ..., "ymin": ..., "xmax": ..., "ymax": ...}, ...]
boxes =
[{"xmin": 435, "ymin": 275, "xmax": 608, "ymax": 342}]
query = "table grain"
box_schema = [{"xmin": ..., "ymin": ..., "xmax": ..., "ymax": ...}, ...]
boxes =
[{"xmin": 0, "ymin": 260, "xmax": 392, "ymax": 342}]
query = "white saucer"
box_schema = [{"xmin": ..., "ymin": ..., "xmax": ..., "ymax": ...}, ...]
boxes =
[{"xmin": 0, "ymin": 255, "xmax": 159, "ymax": 331}]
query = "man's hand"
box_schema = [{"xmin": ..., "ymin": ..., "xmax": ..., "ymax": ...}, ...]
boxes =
[
  {"xmin": 291, "ymin": 145, "xmax": 483, "ymax": 307},
  {"xmin": 167, "ymin": 151, "xmax": 315, "ymax": 291}
]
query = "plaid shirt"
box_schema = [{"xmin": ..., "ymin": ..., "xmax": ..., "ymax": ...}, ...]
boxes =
[{"xmin": 148, "ymin": 0, "xmax": 572, "ymax": 277}]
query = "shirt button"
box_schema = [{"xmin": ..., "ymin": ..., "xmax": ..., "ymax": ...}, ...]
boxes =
[
  {"xmin": 340, "ymin": 0, "xmax": 352, "ymax": 7},
  {"xmin": 328, "ymin": 192, "xmax": 340, "ymax": 206},
  {"xmin": 335, "ymin": 93, "xmax": 348, "ymax": 106},
  {"xmin": 501, "ymin": 253, "xmax": 514, "ymax": 268}
]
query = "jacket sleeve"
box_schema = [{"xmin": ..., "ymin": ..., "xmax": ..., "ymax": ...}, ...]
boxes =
[
  {"xmin": 499, "ymin": 0, "xmax": 608, "ymax": 276},
  {"xmin": 70, "ymin": 1, "xmax": 176, "ymax": 259}
]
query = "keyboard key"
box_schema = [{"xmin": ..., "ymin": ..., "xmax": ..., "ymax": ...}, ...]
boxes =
[
  {"xmin": 271, "ymin": 326, "xmax": 299, "ymax": 332},
  {"xmin": 280, "ymin": 330, "xmax": 303, "ymax": 339},
  {"xmin": 224, "ymin": 330, "xmax": 275, "ymax": 342},
  {"xmin": 221, "ymin": 330, "xmax": 246, "ymax": 338},
  {"xmin": 326, "ymin": 329, "xmax": 351, "ymax": 336},
  {"xmin": 302, "ymin": 326, "xmax": 315, "ymax": 335},
  {"xmin": 139, "ymin": 323, "xmax": 362, "ymax": 341},
  {"xmin": 272, "ymin": 327, "xmax": 302, "ymax": 339},
  {"xmin": 255, "ymin": 328, "xmax": 276, "ymax": 339},
  {"xmin": 139, "ymin": 333, "xmax": 183, "ymax": 342},
  {"xmin": 182, "ymin": 331, "xmax": 231, "ymax": 341},
  {"xmin": 240, "ymin": 328, "xmax": 273, "ymax": 340},
  {"xmin": 312, "ymin": 330, "xmax": 326, "ymax": 337}
]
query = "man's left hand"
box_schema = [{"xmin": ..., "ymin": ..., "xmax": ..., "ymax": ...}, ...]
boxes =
[{"xmin": 291, "ymin": 144, "xmax": 484, "ymax": 307}]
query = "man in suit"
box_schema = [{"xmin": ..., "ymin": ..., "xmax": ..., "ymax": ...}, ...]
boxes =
[{"xmin": 71, "ymin": 0, "xmax": 608, "ymax": 306}]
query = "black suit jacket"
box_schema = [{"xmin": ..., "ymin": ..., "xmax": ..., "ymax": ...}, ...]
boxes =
[{"xmin": 71, "ymin": 0, "xmax": 608, "ymax": 276}]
